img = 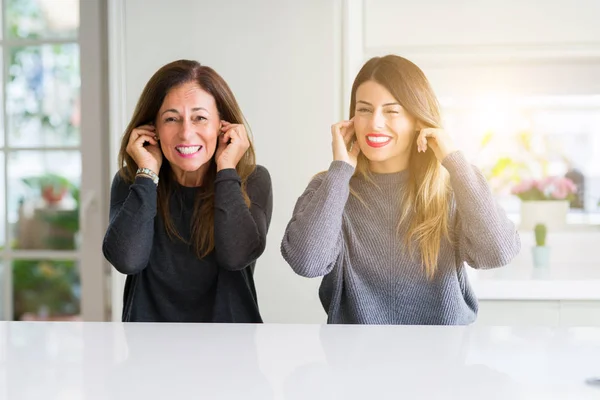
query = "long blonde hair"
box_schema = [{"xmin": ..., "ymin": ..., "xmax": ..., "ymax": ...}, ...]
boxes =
[
  {"xmin": 350, "ymin": 55, "xmax": 451, "ymax": 279},
  {"xmin": 118, "ymin": 60, "xmax": 255, "ymax": 259}
]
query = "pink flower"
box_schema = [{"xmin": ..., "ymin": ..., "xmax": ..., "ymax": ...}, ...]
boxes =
[
  {"xmin": 535, "ymin": 176, "xmax": 556, "ymax": 192},
  {"xmin": 548, "ymin": 177, "xmax": 577, "ymax": 200},
  {"xmin": 511, "ymin": 176, "xmax": 577, "ymax": 201},
  {"xmin": 551, "ymin": 186, "xmax": 569, "ymax": 200},
  {"xmin": 511, "ymin": 179, "xmax": 534, "ymax": 195}
]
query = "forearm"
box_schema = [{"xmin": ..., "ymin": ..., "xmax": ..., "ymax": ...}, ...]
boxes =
[
  {"xmin": 281, "ymin": 161, "xmax": 354, "ymax": 277},
  {"xmin": 103, "ymin": 176, "xmax": 157, "ymax": 274},
  {"xmin": 443, "ymin": 151, "xmax": 521, "ymax": 268},
  {"xmin": 213, "ymin": 169, "xmax": 269, "ymax": 271}
]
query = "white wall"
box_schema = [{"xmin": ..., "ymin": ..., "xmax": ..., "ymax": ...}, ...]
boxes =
[
  {"xmin": 111, "ymin": 0, "xmax": 343, "ymax": 323},
  {"xmin": 363, "ymin": 0, "xmax": 600, "ymax": 97},
  {"xmin": 364, "ymin": 0, "xmax": 600, "ymax": 48}
]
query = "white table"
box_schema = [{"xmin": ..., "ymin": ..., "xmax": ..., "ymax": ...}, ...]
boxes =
[{"xmin": 0, "ymin": 322, "xmax": 599, "ymax": 399}]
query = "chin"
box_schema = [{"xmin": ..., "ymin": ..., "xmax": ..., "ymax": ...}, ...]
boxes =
[
  {"xmin": 361, "ymin": 149, "xmax": 395, "ymax": 162},
  {"xmin": 168, "ymin": 158, "xmax": 211, "ymax": 173}
]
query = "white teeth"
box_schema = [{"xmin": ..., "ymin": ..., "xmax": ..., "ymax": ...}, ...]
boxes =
[
  {"xmin": 176, "ymin": 146, "xmax": 201, "ymax": 154},
  {"xmin": 367, "ymin": 136, "xmax": 391, "ymax": 143}
]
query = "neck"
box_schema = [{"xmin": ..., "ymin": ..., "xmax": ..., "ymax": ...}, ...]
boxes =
[
  {"xmin": 171, "ymin": 162, "xmax": 211, "ymax": 187},
  {"xmin": 368, "ymin": 152, "xmax": 410, "ymax": 174}
]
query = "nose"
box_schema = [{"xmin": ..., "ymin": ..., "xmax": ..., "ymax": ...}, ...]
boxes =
[
  {"xmin": 178, "ymin": 119, "xmax": 194, "ymax": 140},
  {"xmin": 371, "ymin": 109, "xmax": 386, "ymax": 130}
]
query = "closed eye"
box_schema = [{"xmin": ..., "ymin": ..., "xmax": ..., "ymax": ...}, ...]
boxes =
[{"xmin": 357, "ymin": 108, "xmax": 372, "ymax": 113}]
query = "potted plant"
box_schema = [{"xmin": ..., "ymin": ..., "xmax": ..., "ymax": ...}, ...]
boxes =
[
  {"xmin": 532, "ymin": 223, "xmax": 550, "ymax": 268},
  {"xmin": 22, "ymin": 173, "xmax": 74, "ymax": 206},
  {"xmin": 511, "ymin": 176, "xmax": 577, "ymax": 230}
]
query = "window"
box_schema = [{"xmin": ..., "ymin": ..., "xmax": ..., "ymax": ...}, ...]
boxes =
[
  {"xmin": 441, "ymin": 95, "xmax": 600, "ymax": 217},
  {"xmin": 0, "ymin": 0, "xmax": 82, "ymax": 321},
  {"xmin": 440, "ymin": 95, "xmax": 600, "ymax": 285}
]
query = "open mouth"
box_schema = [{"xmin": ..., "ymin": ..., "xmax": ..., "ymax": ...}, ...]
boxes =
[
  {"xmin": 176, "ymin": 145, "xmax": 202, "ymax": 156},
  {"xmin": 366, "ymin": 134, "xmax": 392, "ymax": 147}
]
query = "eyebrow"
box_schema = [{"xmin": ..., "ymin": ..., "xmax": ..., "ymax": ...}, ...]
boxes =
[
  {"xmin": 356, "ymin": 100, "xmax": 400, "ymax": 107},
  {"xmin": 160, "ymin": 107, "xmax": 210, "ymax": 116}
]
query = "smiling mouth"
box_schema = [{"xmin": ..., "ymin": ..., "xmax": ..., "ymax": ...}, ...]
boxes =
[
  {"xmin": 176, "ymin": 145, "xmax": 202, "ymax": 155},
  {"xmin": 366, "ymin": 136, "xmax": 391, "ymax": 143},
  {"xmin": 366, "ymin": 134, "xmax": 392, "ymax": 147}
]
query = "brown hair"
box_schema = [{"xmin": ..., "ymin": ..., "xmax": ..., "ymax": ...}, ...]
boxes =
[
  {"xmin": 118, "ymin": 60, "xmax": 256, "ymax": 258},
  {"xmin": 349, "ymin": 55, "xmax": 451, "ymax": 279}
]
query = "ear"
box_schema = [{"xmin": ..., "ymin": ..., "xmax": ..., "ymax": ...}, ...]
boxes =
[
  {"xmin": 150, "ymin": 122, "xmax": 159, "ymax": 140},
  {"xmin": 414, "ymin": 120, "xmax": 424, "ymax": 133}
]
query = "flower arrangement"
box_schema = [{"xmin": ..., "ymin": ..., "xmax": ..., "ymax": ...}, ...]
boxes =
[{"xmin": 511, "ymin": 176, "xmax": 577, "ymax": 201}]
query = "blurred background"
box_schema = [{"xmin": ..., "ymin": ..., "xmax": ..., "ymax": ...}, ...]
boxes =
[{"xmin": 0, "ymin": 0, "xmax": 598, "ymax": 327}]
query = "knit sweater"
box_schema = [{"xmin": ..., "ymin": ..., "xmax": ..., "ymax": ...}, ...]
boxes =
[
  {"xmin": 281, "ymin": 151, "xmax": 521, "ymax": 325},
  {"xmin": 103, "ymin": 166, "xmax": 273, "ymax": 323}
]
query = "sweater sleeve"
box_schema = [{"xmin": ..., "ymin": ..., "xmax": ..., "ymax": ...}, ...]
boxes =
[
  {"xmin": 442, "ymin": 151, "xmax": 521, "ymax": 269},
  {"xmin": 280, "ymin": 161, "xmax": 355, "ymax": 278},
  {"xmin": 213, "ymin": 165, "xmax": 273, "ymax": 271},
  {"xmin": 102, "ymin": 172, "xmax": 157, "ymax": 275}
]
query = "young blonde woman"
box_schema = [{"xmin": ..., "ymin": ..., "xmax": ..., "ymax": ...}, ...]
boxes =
[{"xmin": 281, "ymin": 55, "xmax": 520, "ymax": 325}]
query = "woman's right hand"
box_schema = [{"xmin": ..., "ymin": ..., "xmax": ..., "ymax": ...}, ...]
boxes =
[
  {"xmin": 126, "ymin": 125, "xmax": 162, "ymax": 173},
  {"xmin": 331, "ymin": 118, "xmax": 360, "ymax": 168}
]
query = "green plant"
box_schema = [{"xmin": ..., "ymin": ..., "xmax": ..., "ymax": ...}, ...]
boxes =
[
  {"xmin": 511, "ymin": 177, "xmax": 577, "ymax": 202},
  {"xmin": 12, "ymin": 259, "xmax": 80, "ymax": 320},
  {"xmin": 534, "ymin": 223, "xmax": 547, "ymax": 247},
  {"xmin": 21, "ymin": 173, "xmax": 77, "ymax": 198},
  {"xmin": 11, "ymin": 172, "xmax": 81, "ymax": 319}
]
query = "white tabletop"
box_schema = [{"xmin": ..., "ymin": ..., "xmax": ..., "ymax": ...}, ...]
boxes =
[{"xmin": 0, "ymin": 322, "xmax": 599, "ymax": 399}]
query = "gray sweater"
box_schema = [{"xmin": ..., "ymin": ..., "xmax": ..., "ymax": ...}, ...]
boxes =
[{"xmin": 281, "ymin": 151, "xmax": 521, "ymax": 325}]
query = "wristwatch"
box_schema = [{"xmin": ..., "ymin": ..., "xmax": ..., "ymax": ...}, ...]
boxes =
[{"xmin": 136, "ymin": 167, "xmax": 159, "ymax": 185}]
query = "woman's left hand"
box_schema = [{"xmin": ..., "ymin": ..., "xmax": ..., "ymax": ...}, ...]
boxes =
[
  {"xmin": 216, "ymin": 121, "xmax": 250, "ymax": 171},
  {"xmin": 416, "ymin": 128, "xmax": 457, "ymax": 162}
]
